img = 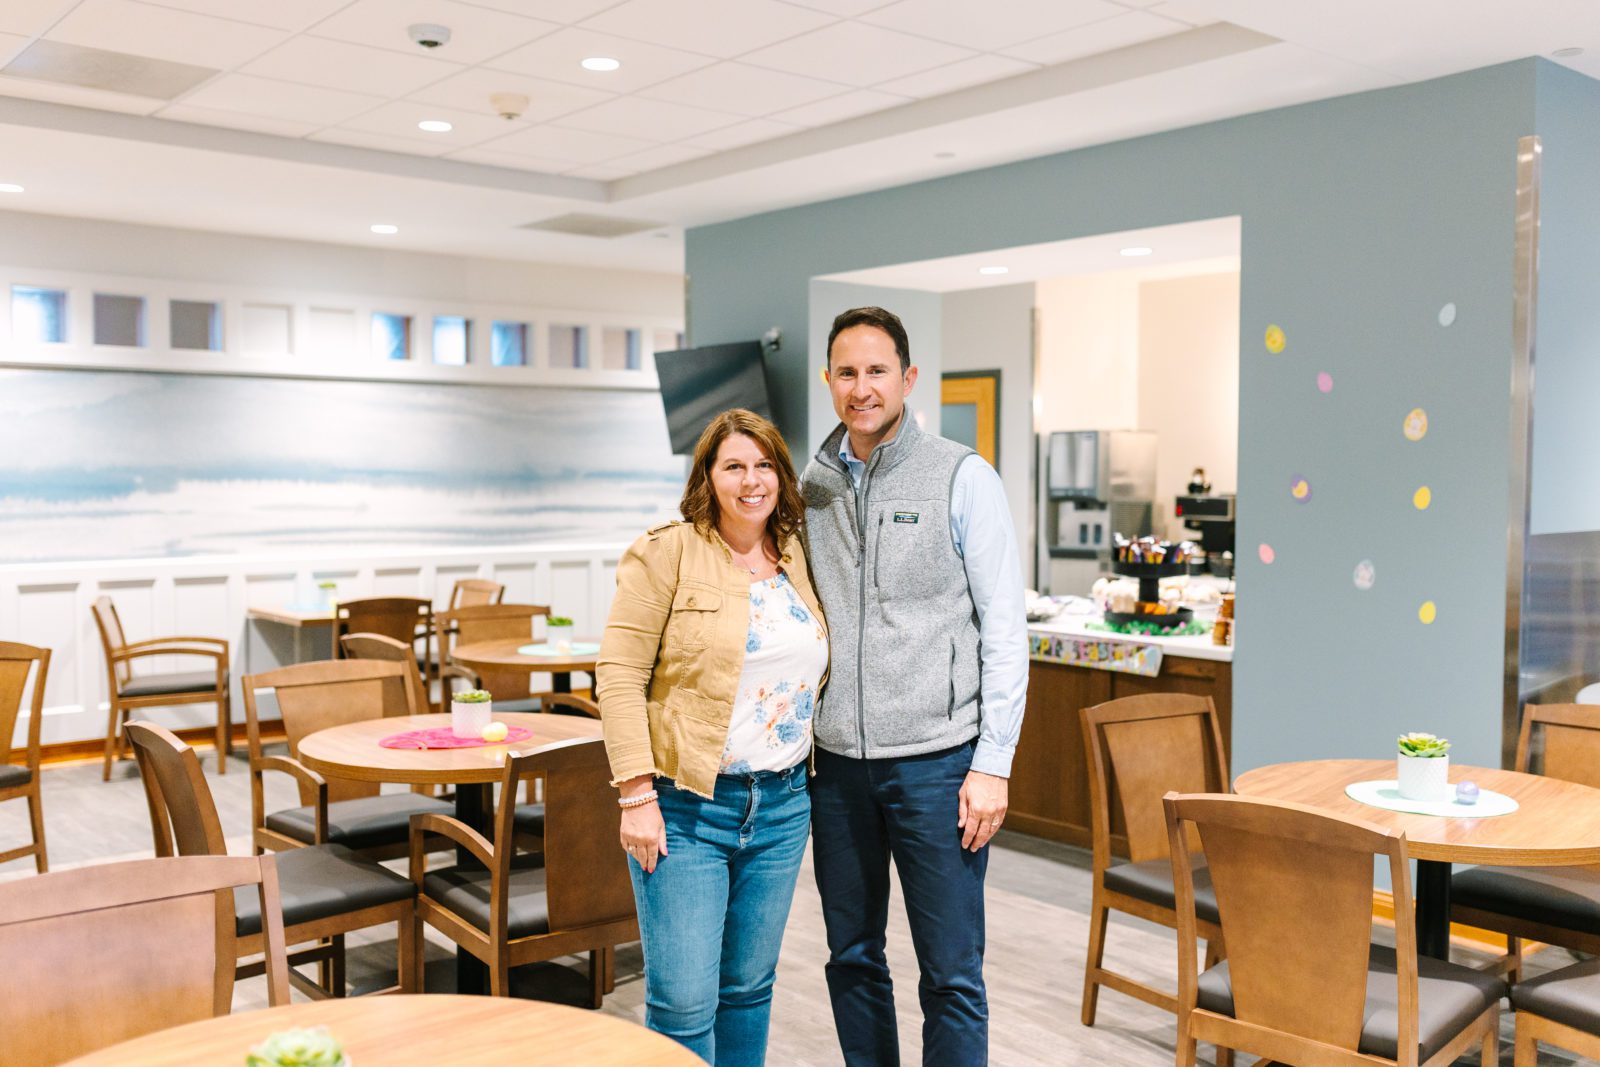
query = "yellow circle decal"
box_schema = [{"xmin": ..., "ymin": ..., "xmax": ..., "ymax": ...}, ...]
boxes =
[
  {"xmin": 1264, "ymin": 324, "xmax": 1286, "ymax": 354},
  {"xmin": 1418, "ymin": 601, "xmax": 1437, "ymax": 625},
  {"xmin": 1413, "ymin": 486, "xmax": 1432, "ymax": 510},
  {"xmin": 1403, "ymin": 407, "xmax": 1428, "ymax": 441}
]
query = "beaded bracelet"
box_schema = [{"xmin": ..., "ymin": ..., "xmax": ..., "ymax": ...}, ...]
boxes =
[{"xmin": 618, "ymin": 790, "xmax": 659, "ymax": 809}]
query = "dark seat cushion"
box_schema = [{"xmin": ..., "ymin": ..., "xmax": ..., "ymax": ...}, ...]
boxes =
[
  {"xmin": 0, "ymin": 764, "xmax": 31, "ymax": 789},
  {"xmin": 1511, "ymin": 957, "xmax": 1600, "ymax": 1033},
  {"xmin": 423, "ymin": 855, "xmax": 549, "ymax": 938},
  {"xmin": 512, "ymin": 802, "xmax": 545, "ymax": 837},
  {"xmin": 265, "ymin": 793, "xmax": 453, "ymax": 851},
  {"xmin": 1452, "ymin": 864, "xmax": 1600, "ymax": 935},
  {"xmin": 234, "ymin": 843, "xmax": 414, "ymax": 937},
  {"xmin": 1196, "ymin": 944, "xmax": 1504, "ymax": 1062},
  {"xmin": 1103, "ymin": 858, "xmax": 1221, "ymax": 926},
  {"xmin": 120, "ymin": 670, "xmax": 224, "ymax": 698}
]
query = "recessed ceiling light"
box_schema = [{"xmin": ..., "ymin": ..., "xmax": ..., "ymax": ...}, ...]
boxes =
[
  {"xmin": 0, "ymin": 183, "xmax": 23, "ymax": 194},
  {"xmin": 1120, "ymin": 246, "xmax": 1153, "ymax": 257},
  {"xmin": 418, "ymin": 119, "xmax": 453, "ymax": 133},
  {"xmin": 978, "ymin": 266, "xmax": 1008, "ymax": 275},
  {"xmin": 1553, "ymin": 47, "xmax": 1585, "ymax": 57},
  {"xmin": 581, "ymin": 56, "xmax": 621, "ymax": 72},
  {"xmin": 370, "ymin": 224, "xmax": 399, "ymax": 235}
]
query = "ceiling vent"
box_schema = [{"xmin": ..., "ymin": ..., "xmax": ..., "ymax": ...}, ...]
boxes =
[
  {"xmin": 519, "ymin": 213, "xmax": 663, "ymax": 239},
  {"xmin": 2, "ymin": 39, "xmax": 218, "ymax": 100}
]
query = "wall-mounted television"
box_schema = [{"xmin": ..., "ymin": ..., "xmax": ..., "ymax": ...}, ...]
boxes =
[{"xmin": 654, "ymin": 341, "xmax": 772, "ymax": 455}]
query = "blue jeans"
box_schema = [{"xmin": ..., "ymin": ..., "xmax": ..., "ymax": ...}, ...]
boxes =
[
  {"xmin": 628, "ymin": 763, "xmax": 810, "ymax": 1066},
  {"xmin": 811, "ymin": 742, "xmax": 988, "ymax": 1067}
]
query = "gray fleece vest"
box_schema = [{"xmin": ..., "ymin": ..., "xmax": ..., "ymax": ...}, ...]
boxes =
[{"xmin": 802, "ymin": 414, "xmax": 981, "ymax": 760}]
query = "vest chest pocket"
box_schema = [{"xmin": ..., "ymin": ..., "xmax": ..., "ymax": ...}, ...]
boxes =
[
  {"xmin": 668, "ymin": 585, "xmax": 722, "ymax": 653},
  {"xmin": 873, "ymin": 506, "xmax": 952, "ymax": 601}
]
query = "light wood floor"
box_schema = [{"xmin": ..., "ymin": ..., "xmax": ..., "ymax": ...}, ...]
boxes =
[{"xmin": 0, "ymin": 753, "xmax": 1590, "ymax": 1066}]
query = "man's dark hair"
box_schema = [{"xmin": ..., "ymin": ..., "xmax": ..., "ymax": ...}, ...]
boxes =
[{"xmin": 827, "ymin": 306, "xmax": 910, "ymax": 372}]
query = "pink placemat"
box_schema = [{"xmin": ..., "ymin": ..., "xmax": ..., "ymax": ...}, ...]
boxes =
[{"xmin": 379, "ymin": 726, "xmax": 533, "ymax": 750}]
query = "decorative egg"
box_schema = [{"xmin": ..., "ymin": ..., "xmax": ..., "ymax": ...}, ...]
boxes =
[
  {"xmin": 481, "ymin": 721, "xmax": 509, "ymax": 743},
  {"xmin": 1455, "ymin": 780, "xmax": 1479, "ymax": 805}
]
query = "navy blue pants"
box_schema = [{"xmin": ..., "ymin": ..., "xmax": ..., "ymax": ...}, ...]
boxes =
[{"xmin": 811, "ymin": 742, "xmax": 988, "ymax": 1067}]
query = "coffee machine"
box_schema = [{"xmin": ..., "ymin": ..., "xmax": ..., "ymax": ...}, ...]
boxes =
[{"xmin": 1174, "ymin": 468, "xmax": 1236, "ymax": 576}]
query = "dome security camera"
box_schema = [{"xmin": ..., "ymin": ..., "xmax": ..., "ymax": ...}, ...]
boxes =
[{"xmin": 408, "ymin": 23, "xmax": 452, "ymax": 49}]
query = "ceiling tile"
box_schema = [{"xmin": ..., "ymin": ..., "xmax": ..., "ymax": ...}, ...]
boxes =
[
  {"xmin": 408, "ymin": 66, "xmax": 613, "ymax": 124},
  {"xmin": 682, "ymin": 116, "xmax": 798, "ymax": 149},
  {"xmin": 441, "ymin": 146, "xmax": 573, "ymax": 171},
  {"xmin": 486, "ymin": 27, "xmax": 714, "ymax": 93},
  {"xmin": 0, "ymin": 0, "xmax": 76, "ymax": 38},
  {"xmin": 339, "ymin": 98, "xmax": 515, "ymax": 146},
  {"xmin": 860, "ymin": 0, "xmax": 1124, "ymax": 52},
  {"xmin": 1142, "ymin": 1, "xmax": 1220, "ymax": 27},
  {"xmin": 156, "ymin": 101, "xmax": 321, "ymax": 136},
  {"xmin": 579, "ymin": 0, "xmax": 834, "ymax": 59},
  {"xmin": 309, "ymin": 127, "xmax": 456, "ymax": 156},
  {"xmin": 309, "ymin": 0, "xmax": 560, "ymax": 65},
  {"xmin": 464, "ymin": 0, "xmax": 624, "ymax": 22},
  {"xmin": 134, "ymin": 0, "xmax": 353, "ymax": 32},
  {"xmin": 0, "ymin": 32, "xmax": 28, "ymax": 66},
  {"xmin": 563, "ymin": 162, "xmax": 633, "ymax": 179},
  {"xmin": 243, "ymin": 36, "xmax": 464, "ymax": 97},
  {"xmin": 640, "ymin": 61, "xmax": 848, "ymax": 117},
  {"xmin": 766, "ymin": 87, "xmax": 909, "ymax": 126},
  {"xmin": 475, "ymin": 122, "xmax": 656, "ymax": 163},
  {"xmin": 47, "ymin": 0, "xmax": 287, "ymax": 68},
  {"xmin": 557, "ymin": 95, "xmax": 737, "ymax": 140},
  {"xmin": 874, "ymin": 53, "xmax": 1036, "ymax": 98},
  {"xmin": 740, "ymin": 21, "xmax": 974, "ymax": 86},
  {"xmin": 1000, "ymin": 11, "xmax": 1187, "ymax": 64},
  {"xmin": 180, "ymin": 73, "xmax": 386, "ymax": 124},
  {"xmin": 0, "ymin": 72, "xmax": 164, "ymax": 114},
  {"xmin": 777, "ymin": 0, "xmax": 895, "ymax": 14},
  {"xmin": 604, "ymin": 142, "xmax": 712, "ymax": 172}
]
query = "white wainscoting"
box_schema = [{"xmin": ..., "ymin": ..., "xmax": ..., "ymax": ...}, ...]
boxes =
[{"xmin": 0, "ymin": 542, "xmax": 624, "ymax": 746}]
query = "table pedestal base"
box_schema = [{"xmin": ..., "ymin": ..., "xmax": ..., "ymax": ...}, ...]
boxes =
[
  {"xmin": 1415, "ymin": 859, "xmax": 1452, "ymax": 960},
  {"xmin": 454, "ymin": 782, "xmax": 492, "ymax": 996}
]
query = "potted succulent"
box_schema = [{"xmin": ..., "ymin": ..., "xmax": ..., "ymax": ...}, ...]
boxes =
[
  {"xmin": 316, "ymin": 580, "xmax": 338, "ymax": 612},
  {"xmin": 1397, "ymin": 731, "xmax": 1451, "ymax": 801},
  {"xmin": 246, "ymin": 1027, "xmax": 348, "ymax": 1067},
  {"xmin": 546, "ymin": 615, "xmax": 575, "ymax": 653},
  {"xmin": 451, "ymin": 688, "xmax": 493, "ymax": 740}
]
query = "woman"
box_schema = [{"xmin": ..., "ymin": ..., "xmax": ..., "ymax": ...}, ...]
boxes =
[{"xmin": 596, "ymin": 408, "xmax": 827, "ymax": 1066}]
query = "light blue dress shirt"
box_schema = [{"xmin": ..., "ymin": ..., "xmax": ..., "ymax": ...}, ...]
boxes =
[{"xmin": 838, "ymin": 431, "xmax": 1029, "ymax": 778}]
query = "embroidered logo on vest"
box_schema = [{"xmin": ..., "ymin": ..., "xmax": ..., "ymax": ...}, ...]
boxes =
[{"xmin": 893, "ymin": 512, "xmax": 919, "ymax": 524}]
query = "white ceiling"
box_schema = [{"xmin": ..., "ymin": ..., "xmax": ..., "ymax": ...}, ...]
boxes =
[{"xmin": 0, "ymin": 0, "xmax": 1595, "ymax": 272}]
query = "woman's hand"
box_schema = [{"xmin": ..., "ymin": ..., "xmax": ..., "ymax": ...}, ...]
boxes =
[{"xmin": 618, "ymin": 774, "xmax": 669, "ymax": 874}]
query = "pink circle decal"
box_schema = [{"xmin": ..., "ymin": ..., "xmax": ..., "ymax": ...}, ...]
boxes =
[
  {"xmin": 1258, "ymin": 543, "xmax": 1276, "ymax": 565},
  {"xmin": 1316, "ymin": 372, "xmax": 1333, "ymax": 393}
]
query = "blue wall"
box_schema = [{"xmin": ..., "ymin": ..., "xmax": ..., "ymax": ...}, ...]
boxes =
[{"xmin": 688, "ymin": 61, "xmax": 1548, "ymax": 774}]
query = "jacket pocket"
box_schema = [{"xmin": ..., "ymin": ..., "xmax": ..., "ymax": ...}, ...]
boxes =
[
  {"xmin": 667, "ymin": 584, "xmax": 722, "ymax": 653},
  {"xmin": 947, "ymin": 639, "xmax": 957, "ymax": 720}
]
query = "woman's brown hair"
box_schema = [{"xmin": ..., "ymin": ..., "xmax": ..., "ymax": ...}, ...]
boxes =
[{"xmin": 680, "ymin": 409, "xmax": 805, "ymax": 546}]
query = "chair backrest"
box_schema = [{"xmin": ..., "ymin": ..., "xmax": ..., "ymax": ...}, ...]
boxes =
[
  {"xmin": 542, "ymin": 693, "xmax": 601, "ymax": 719},
  {"xmin": 0, "ymin": 854, "xmax": 288, "ymax": 1064},
  {"xmin": 1516, "ymin": 703, "xmax": 1600, "ymax": 788},
  {"xmin": 493, "ymin": 737, "xmax": 634, "ymax": 933},
  {"xmin": 1165, "ymin": 792, "xmax": 1416, "ymax": 1059},
  {"xmin": 339, "ymin": 632, "xmax": 432, "ymax": 718},
  {"xmin": 1081, "ymin": 693, "xmax": 1228, "ymax": 868},
  {"xmin": 450, "ymin": 578, "xmax": 506, "ymax": 609},
  {"xmin": 0, "ymin": 642, "xmax": 49, "ymax": 771},
  {"xmin": 241, "ymin": 660, "xmax": 418, "ymax": 805},
  {"xmin": 126, "ymin": 720, "xmax": 231, "ymax": 857},
  {"xmin": 438, "ymin": 603, "xmax": 549, "ymax": 701},
  {"xmin": 91, "ymin": 594, "xmax": 132, "ymax": 689},
  {"xmin": 332, "ymin": 597, "xmax": 432, "ymax": 660}
]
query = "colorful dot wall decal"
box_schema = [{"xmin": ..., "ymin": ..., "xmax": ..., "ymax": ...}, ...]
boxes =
[
  {"xmin": 1258, "ymin": 542, "xmax": 1276, "ymax": 564},
  {"xmin": 1316, "ymin": 371, "xmax": 1333, "ymax": 393},
  {"xmin": 1353, "ymin": 560, "xmax": 1375, "ymax": 590},
  {"xmin": 1404, "ymin": 408, "xmax": 1428, "ymax": 441},
  {"xmin": 1413, "ymin": 486, "xmax": 1432, "ymax": 510},
  {"xmin": 1264, "ymin": 325, "xmax": 1286, "ymax": 354},
  {"xmin": 1290, "ymin": 476, "xmax": 1311, "ymax": 502},
  {"xmin": 1418, "ymin": 601, "xmax": 1437, "ymax": 625},
  {"xmin": 1438, "ymin": 303, "xmax": 1457, "ymax": 327}
]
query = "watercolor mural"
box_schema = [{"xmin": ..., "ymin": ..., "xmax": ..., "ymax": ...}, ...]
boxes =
[{"xmin": 0, "ymin": 369, "xmax": 686, "ymax": 563}]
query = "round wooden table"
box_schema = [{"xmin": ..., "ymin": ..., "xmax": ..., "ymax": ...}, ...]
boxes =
[
  {"xmin": 451, "ymin": 637, "xmax": 600, "ymax": 695},
  {"xmin": 1233, "ymin": 758, "xmax": 1600, "ymax": 958},
  {"xmin": 62, "ymin": 993, "xmax": 700, "ymax": 1066}
]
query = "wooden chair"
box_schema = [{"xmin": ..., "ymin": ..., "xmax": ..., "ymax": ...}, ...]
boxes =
[
  {"xmin": 409, "ymin": 736, "xmax": 637, "ymax": 1003},
  {"xmin": 450, "ymin": 578, "xmax": 505, "ymax": 608},
  {"xmin": 332, "ymin": 596, "xmax": 433, "ymax": 671},
  {"xmin": 512, "ymin": 693, "xmax": 602, "ymax": 846},
  {"xmin": 1510, "ymin": 957, "xmax": 1600, "ymax": 1066},
  {"xmin": 0, "ymin": 642, "xmax": 49, "ymax": 872},
  {"xmin": 127, "ymin": 719, "xmax": 418, "ymax": 1000},
  {"xmin": 91, "ymin": 594, "xmax": 230, "ymax": 780},
  {"xmin": 0, "ymin": 853, "xmax": 288, "ymax": 1064},
  {"xmin": 437, "ymin": 603, "xmax": 550, "ymax": 710},
  {"xmin": 1165, "ymin": 792, "xmax": 1503, "ymax": 1067},
  {"xmin": 1452, "ymin": 702, "xmax": 1600, "ymax": 980},
  {"xmin": 241, "ymin": 659, "xmax": 451, "ymax": 859},
  {"xmin": 1080, "ymin": 693, "xmax": 1229, "ymax": 1037},
  {"xmin": 342, "ymin": 631, "xmax": 479, "ymax": 715}
]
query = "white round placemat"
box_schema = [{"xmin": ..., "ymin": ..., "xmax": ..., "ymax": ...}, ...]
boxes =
[
  {"xmin": 1345, "ymin": 779, "xmax": 1519, "ymax": 818},
  {"xmin": 516, "ymin": 641, "xmax": 600, "ymax": 656}
]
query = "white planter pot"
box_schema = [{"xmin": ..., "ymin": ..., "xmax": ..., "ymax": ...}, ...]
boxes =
[
  {"xmin": 1396, "ymin": 753, "xmax": 1450, "ymax": 802},
  {"xmin": 451, "ymin": 699, "xmax": 492, "ymax": 740},
  {"xmin": 546, "ymin": 624, "xmax": 574, "ymax": 653}
]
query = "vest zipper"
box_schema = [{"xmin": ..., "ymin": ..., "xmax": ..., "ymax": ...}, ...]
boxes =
[{"xmin": 854, "ymin": 448, "xmax": 883, "ymax": 759}]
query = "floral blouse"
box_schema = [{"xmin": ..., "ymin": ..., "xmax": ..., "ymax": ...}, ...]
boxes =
[{"xmin": 720, "ymin": 572, "xmax": 828, "ymax": 774}]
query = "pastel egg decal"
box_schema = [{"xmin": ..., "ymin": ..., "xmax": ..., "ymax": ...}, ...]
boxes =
[
  {"xmin": 1418, "ymin": 600, "xmax": 1437, "ymax": 625},
  {"xmin": 1290, "ymin": 476, "xmax": 1311, "ymax": 502},
  {"xmin": 1353, "ymin": 560, "xmax": 1375, "ymax": 590},
  {"xmin": 1316, "ymin": 371, "xmax": 1333, "ymax": 393},
  {"xmin": 1413, "ymin": 485, "xmax": 1432, "ymax": 510},
  {"xmin": 1403, "ymin": 407, "xmax": 1428, "ymax": 441},
  {"xmin": 1438, "ymin": 303, "xmax": 1457, "ymax": 327},
  {"xmin": 1258, "ymin": 542, "xmax": 1276, "ymax": 565},
  {"xmin": 1264, "ymin": 324, "xmax": 1286, "ymax": 354}
]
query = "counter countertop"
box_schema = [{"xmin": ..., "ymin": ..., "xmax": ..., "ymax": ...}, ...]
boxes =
[{"xmin": 1028, "ymin": 611, "xmax": 1233, "ymax": 663}]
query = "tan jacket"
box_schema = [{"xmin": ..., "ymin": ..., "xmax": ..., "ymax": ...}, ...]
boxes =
[{"xmin": 596, "ymin": 521, "xmax": 828, "ymax": 799}]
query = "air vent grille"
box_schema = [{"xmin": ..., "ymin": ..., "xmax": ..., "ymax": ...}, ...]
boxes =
[{"xmin": 2, "ymin": 39, "xmax": 218, "ymax": 100}]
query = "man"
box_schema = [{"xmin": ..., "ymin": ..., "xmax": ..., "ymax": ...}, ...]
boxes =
[{"xmin": 801, "ymin": 306, "xmax": 1028, "ymax": 1066}]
